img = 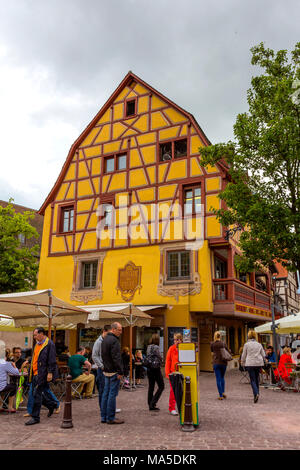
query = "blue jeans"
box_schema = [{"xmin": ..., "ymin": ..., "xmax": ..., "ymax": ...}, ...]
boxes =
[
  {"xmin": 27, "ymin": 381, "xmax": 59, "ymax": 415},
  {"xmin": 101, "ymin": 374, "xmax": 120, "ymax": 423},
  {"xmin": 96, "ymin": 368, "xmax": 105, "ymax": 413},
  {"xmin": 213, "ymin": 364, "xmax": 227, "ymax": 397},
  {"xmin": 247, "ymin": 366, "xmax": 260, "ymax": 397}
]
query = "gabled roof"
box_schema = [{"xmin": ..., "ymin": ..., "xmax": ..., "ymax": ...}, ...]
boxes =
[{"xmin": 39, "ymin": 71, "xmax": 220, "ymax": 215}]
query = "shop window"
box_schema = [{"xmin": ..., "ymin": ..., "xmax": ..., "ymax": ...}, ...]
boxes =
[
  {"xmin": 159, "ymin": 138, "xmax": 187, "ymax": 161},
  {"xmin": 167, "ymin": 251, "xmax": 190, "ymax": 280}
]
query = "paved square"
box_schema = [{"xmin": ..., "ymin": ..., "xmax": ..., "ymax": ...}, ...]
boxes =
[{"xmin": 0, "ymin": 370, "xmax": 300, "ymax": 450}]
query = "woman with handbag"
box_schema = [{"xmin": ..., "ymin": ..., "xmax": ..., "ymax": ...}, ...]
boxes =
[
  {"xmin": 241, "ymin": 330, "xmax": 265, "ymax": 403},
  {"xmin": 210, "ymin": 331, "xmax": 231, "ymax": 400}
]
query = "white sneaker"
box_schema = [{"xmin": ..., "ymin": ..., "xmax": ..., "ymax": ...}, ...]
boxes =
[
  {"xmin": 170, "ymin": 410, "xmax": 178, "ymax": 416},
  {"xmin": 116, "ymin": 408, "xmax": 121, "ymax": 413}
]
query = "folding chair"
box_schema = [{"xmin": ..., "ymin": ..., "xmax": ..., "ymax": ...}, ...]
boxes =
[
  {"xmin": 259, "ymin": 367, "xmax": 270, "ymax": 386},
  {"xmin": 0, "ymin": 390, "xmax": 10, "ymax": 411},
  {"xmin": 71, "ymin": 381, "xmax": 84, "ymax": 399},
  {"xmin": 239, "ymin": 365, "xmax": 250, "ymax": 384},
  {"xmin": 271, "ymin": 362, "xmax": 297, "ymax": 392}
]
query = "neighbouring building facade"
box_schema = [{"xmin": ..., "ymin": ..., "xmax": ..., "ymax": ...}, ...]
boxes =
[
  {"xmin": 273, "ymin": 262, "xmax": 300, "ymax": 317},
  {"xmin": 0, "ymin": 200, "xmax": 44, "ymax": 349},
  {"xmin": 37, "ymin": 72, "xmax": 274, "ymax": 371}
]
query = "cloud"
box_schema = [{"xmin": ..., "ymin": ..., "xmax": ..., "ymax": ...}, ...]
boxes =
[{"xmin": 0, "ymin": 0, "xmax": 299, "ymax": 208}]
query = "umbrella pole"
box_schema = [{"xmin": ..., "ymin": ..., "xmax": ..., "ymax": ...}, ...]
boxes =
[
  {"xmin": 48, "ymin": 290, "xmax": 53, "ymax": 339},
  {"xmin": 129, "ymin": 305, "xmax": 133, "ymax": 389}
]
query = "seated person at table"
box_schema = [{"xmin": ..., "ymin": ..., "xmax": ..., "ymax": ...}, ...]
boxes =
[
  {"xmin": 12, "ymin": 347, "xmax": 28, "ymax": 370},
  {"xmin": 0, "ymin": 353, "xmax": 20, "ymax": 412},
  {"xmin": 134, "ymin": 350, "xmax": 145, "ymax": 385},
  {"xmin": 10, "ymin": 347, "xmax": 29, "ymax": 385},
  {"xmin": 265, "ymin": 345, "xmax": 276, "ymax": 364},
  {"xmin": 68, "ymin": 346, "xmax": 94, "ymax": 398},
  {"xmin": 274, "ymin": 347, "xmax": 295, "ymax": 385}
]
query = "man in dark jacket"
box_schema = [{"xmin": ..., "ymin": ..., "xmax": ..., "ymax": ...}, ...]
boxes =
[
  {"xmin": 101, "ymin": 322, "xmax": 124, "ymax": 424},
  {"xmin": 25, "ymin": 327, "xmax": 59, "ymax": 425}
]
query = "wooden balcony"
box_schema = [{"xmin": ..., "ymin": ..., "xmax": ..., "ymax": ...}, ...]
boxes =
[{"xmin": 213, "ymin": 278, "xmax": 272, "ymax": 320}]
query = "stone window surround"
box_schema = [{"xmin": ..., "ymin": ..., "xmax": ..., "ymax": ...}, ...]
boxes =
[{"xmin": 70, "ymin": 252, "xmax": 106, "ymax": 303}]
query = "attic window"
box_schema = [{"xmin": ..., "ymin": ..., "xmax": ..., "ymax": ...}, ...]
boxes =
[
  {"xmin": 159, "ymin": 138, "xmax": 187, "ymax": 161},
  {"xmin": 125, "ymin": 99, "xmax": 136, "ymax": 117}
]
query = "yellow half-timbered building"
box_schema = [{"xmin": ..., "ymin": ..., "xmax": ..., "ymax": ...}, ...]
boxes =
[{"xmin": 38, "ymin": 72, "xmax": 272, "ymax": 370}]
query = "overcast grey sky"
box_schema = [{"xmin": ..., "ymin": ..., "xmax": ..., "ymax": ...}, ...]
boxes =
[{"xmin": 0, "ymin": 0, "xmax": 299, "ymax": 210}]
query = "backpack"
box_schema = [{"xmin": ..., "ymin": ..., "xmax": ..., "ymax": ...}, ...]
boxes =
[{"xmin": 144, "ymin": 346, "xmax": 161, "ymax": 369}]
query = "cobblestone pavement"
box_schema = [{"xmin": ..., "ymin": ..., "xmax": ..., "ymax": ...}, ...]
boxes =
[{"xmin": 1, "ymin": 370, "xmax": 300, "ymax": 450}]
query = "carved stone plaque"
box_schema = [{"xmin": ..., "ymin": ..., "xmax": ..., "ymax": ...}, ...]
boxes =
[{"xmin": 117, "ymin": 261, "xmax": 142, "ymax": 302}]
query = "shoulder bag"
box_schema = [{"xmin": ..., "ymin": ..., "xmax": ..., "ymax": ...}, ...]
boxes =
[{"xmin": 220, "ymin": 347, "xmax": 233, "ymax": 362}]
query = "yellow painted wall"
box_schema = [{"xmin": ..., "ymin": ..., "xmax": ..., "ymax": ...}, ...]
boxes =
[{"xmin": 38, "ymin": 77, "xmax": 228, "ymax": 368}]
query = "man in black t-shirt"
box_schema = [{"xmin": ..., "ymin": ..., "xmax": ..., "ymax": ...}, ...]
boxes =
[{"xmin": 12, "ymin": 347, "xmax": 26, "ymax": 370}]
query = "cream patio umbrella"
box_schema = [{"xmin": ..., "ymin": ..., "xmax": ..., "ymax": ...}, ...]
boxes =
[
  {"xmin": 0, "ymin": 289, "xmax": 89, "ymax": 337},
  {"xmin": 85, "ymin": 303, "xmax": 154, "ymax": 388},
  {"xmin": 255, "ymin": 312, "xmax": 300, "ymax": 335}
]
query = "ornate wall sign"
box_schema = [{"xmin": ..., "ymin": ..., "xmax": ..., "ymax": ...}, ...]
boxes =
[{"xmin": 117, "ymin": 261, "xmax": 142, "ymax": 301}]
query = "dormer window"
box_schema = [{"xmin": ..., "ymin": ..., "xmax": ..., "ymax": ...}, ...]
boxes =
[{"xmin": 159, "ymin": 138, "xmax": 187, "ymax": 161}]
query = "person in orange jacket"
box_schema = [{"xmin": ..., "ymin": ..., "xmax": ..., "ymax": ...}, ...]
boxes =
[{"xmin": 165, "ymin": 332, "xmax": 183, "ymax": 415}]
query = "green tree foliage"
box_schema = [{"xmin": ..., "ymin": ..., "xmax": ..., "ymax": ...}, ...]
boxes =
[
  {"xmin": 200, "ymin": 42, "xmax": 300, "ymax": 273},
  {"xmin": 0, "ymin": 200, "xmax": 39, "ymax": 293}
]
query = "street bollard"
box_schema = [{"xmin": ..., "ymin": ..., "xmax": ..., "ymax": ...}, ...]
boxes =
[
  {"xmin": 61, "ymin": 374, "xmax": 73, "ymax": 429},
  {"xmin": 182, "ymin": 376, "xmax": 195, "ymax": 432}
]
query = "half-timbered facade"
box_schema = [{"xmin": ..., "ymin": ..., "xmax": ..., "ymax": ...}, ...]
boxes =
[{"xmin": 38, "ymin": 72, "xmax": 272, "ymax": 370}]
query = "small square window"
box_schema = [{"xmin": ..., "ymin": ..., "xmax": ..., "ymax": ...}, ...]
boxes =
[
  {"xmin": 60, "ymin": 206, "xmax": 74, "ymax": 232},
  {"xmin": 167, "ymin": 251, "xmax": 190, "ymax": 280},
  {"xmin": 104, "ymin": 153, "xmax": 127, "ymax": 173},
  {"xmin": 103, "ymin": 204, "xmax": 113, "ymax": 226},
  {"xmin": 82, "ymin": 261, "xmax": 98, "ymax": 288},
  {"xmin": 159, "ymin": 138, "xmax": 187, "ymax": 161},
  {"xmin": 174, "ymin": 139, "xmax": 187, "ymax": 158},
  {"xmin": 117, "ymin": 154, "xmax": 127, "ymax": 170},
  {"xmin": 184, "ymin": 186, "xmax": 201, "ymax": 216},
  {"xmin": 126, "ymin": 99, "xmax": 136, "ymax": 117},
  {"xmin": 105, "ymin": 157, "xmax": 114, "ymax": 173},
  {"xmin": 18, "ymin": 233, "xmax": 26, "ymax": 244}
]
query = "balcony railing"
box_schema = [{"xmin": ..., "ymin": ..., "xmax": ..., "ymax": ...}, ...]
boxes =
[{"xmin": 213, "ymin": 278, "xmax": 271, "ymax": 311}]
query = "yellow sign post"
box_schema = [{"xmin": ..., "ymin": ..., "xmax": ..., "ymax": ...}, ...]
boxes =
[{"xmin": 178, "ymin": 342, "xmax": 199, "ymax": 431}]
